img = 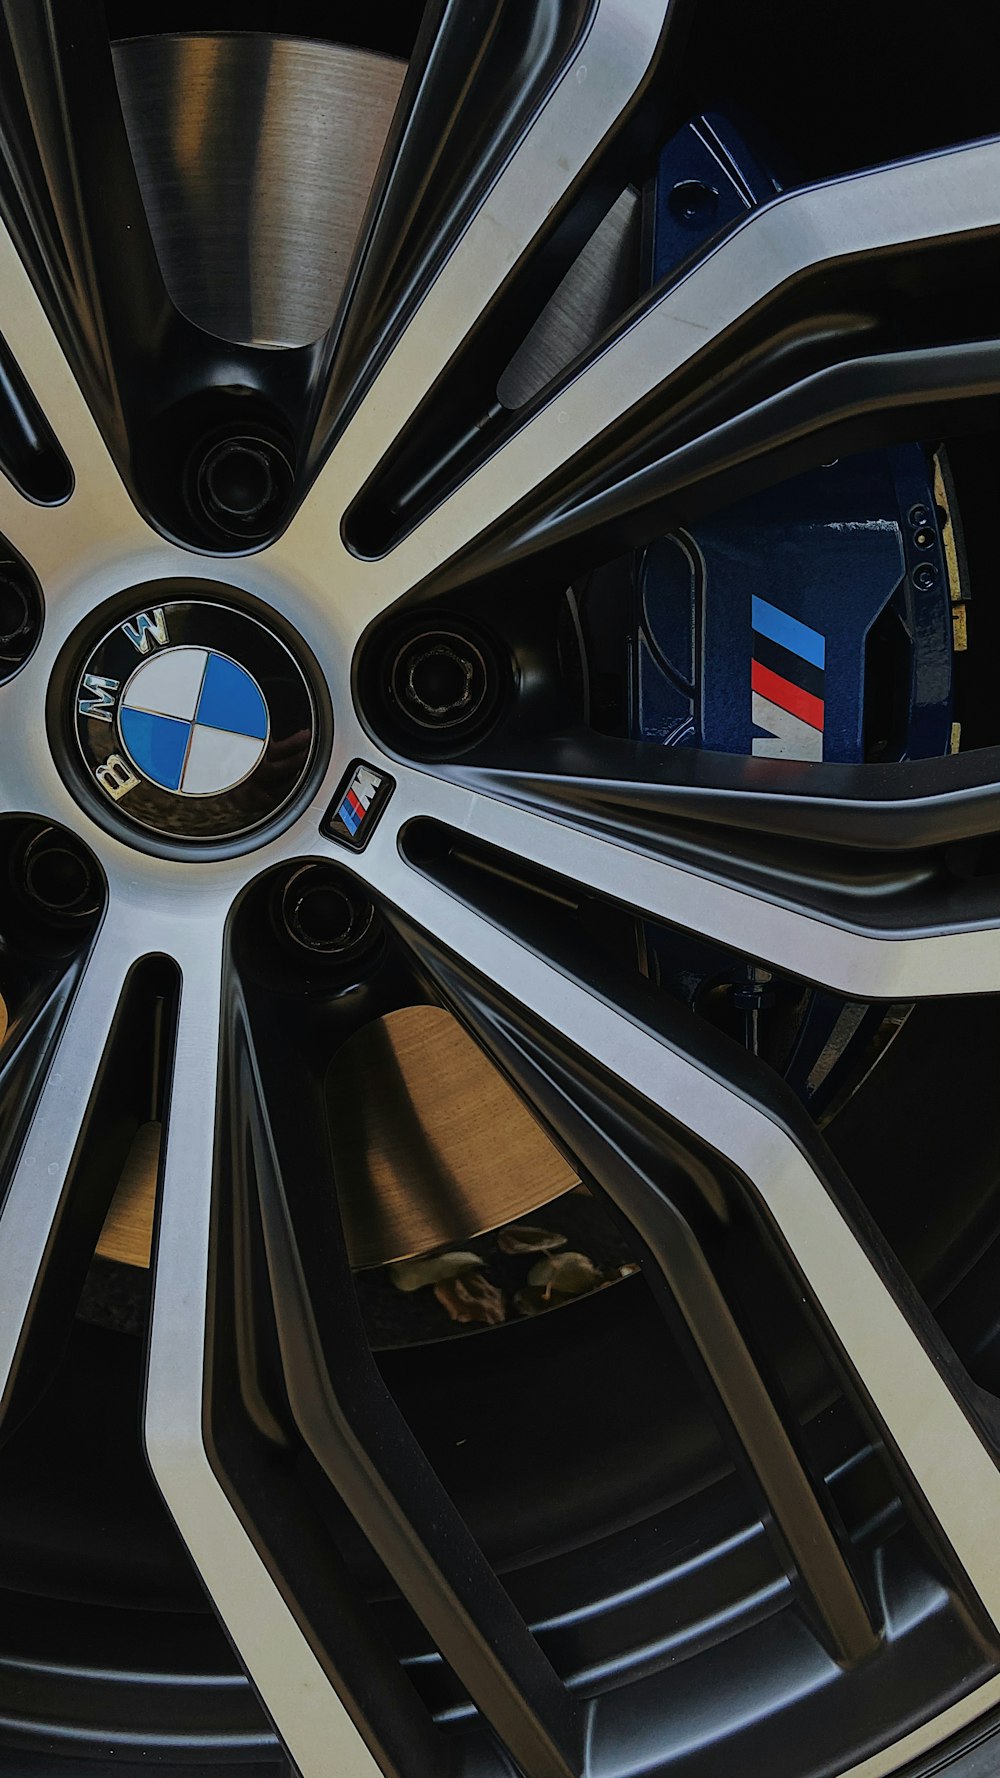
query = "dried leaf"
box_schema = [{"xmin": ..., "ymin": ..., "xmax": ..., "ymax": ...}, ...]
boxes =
[
  {"xmin": 513, "ymin": 1285, "xmax": 550, "ymax": 1317},
  {"xmin": 434, "ymin": 1272, "xmax": 506, "ymax": 1326},
  {"xmin": 389, "ymin": 1251, "xmax": 484, "ymax": 1293},
  {"xmin": 527, "ymin": 1251, "xmax": 603, "ymax": 1299},
  {"xmin": 496, "ymin": 1222, "xmax": 568, "ymax": 1257}
]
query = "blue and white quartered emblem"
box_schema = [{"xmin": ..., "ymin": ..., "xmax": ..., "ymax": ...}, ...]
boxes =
[
  {"xmin": 73, "ymin": 598, "xmax": 318, "ymax": 845},
  {"xmin": 119, "ymin": 647, "xmax": 269, "ymax": 796}
]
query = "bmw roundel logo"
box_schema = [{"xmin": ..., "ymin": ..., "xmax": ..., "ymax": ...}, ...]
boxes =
[{"xmin": 73, "ymin": 600, "xmax": 318, "ymax": 843}]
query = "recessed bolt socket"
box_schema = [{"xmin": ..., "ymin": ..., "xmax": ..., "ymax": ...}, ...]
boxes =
[
  {"xmin": 912, "ymin": 562, "xmax": 939, "ymax": 591},
  {"xmin": 0, "ymin": 561, "xmax": 42, "ymax": 680},
  {"xmin": 192, "ymin": 433, "xmax": 294, "ymax": 541},
  {"xmin": 279, "ymin": 864, "xmax": 378, "ymax": 962},
  {"xmin": 391, "ymin": 630, "xmax": 489, "ymax": 730},
  {"xmin": 365, "ymin": 616, "xmax": 506, "ymax": 756},
  {"xmin": 16, "ymin": 826, "xmax": 100, "ymax": 925}
]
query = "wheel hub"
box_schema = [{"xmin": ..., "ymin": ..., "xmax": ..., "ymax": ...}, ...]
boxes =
[{"xmin": 66, "ymin": 593, "xmax": 321, "ymax": 846}]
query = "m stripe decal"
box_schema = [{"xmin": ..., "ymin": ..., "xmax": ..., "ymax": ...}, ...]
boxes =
[
  {"xmin": 751, "ymin": 595, "xmax": 826, "ymax": 669},
  {"xmin": 751, "ymin": 597, "xmax": 826, "ymax": 760},
  {"xmin": 751, "ymin": 659, "xmax": 825, "ymax": 731}
]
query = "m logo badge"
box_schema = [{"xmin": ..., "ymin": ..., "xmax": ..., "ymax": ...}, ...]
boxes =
[{"xmin": 323, "ymin": 760, "xmax": 394, "ymax": 850}]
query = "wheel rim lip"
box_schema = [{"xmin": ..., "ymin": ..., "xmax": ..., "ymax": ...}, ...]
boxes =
[{"xmin": 1, "ymin": 13, "xmax": 996, "ymax": 1778}]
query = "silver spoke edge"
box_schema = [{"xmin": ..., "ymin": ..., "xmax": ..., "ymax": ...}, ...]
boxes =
[
  {"xmin": 282, "ymin": 133, "xmax": 1000, "ymax": 635},
  {"xmin": 283, "ymin": 0, "xmax": 671, "ymax": 562},
  {"xmin": 376, "ymin": 768, "xmax": 1000, "ymax": 999},
  {"xmin": 0, "ymin": 210, "xmax": 149, "ymax": 574},
  {"xmin": 142, "ymin": 914, "xmax": 382, "ymax": 1778},
  {"xmin": 362, "ymin": 847, "xmax": 1000, "ymax": 1644},
  {"xmin": 0, "ymin": 899, "xmax": 137, "ymax": 1402}
]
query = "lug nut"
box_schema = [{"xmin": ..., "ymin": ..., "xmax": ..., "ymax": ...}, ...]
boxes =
[
  {"xmin": 280, "ymin": 866, "xmax": 376, "ymax": 957},
  {"xmin": 390, "ymin": 628, "xmax": 490, "ymax": 731},
  {"xmin": 20, "ymin": 828, "xmax": 99, "ymax": 922},
  {"xmin": 195, "ymin": 434, "xmax": 293, "ymax": 538}
]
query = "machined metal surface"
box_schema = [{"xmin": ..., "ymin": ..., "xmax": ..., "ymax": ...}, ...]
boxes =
[
  {"xmin": 4, "ymin": 5, "xmax": 1000, "ymax": 1777},
  {"xmin": 96, "ymin": 1005, "xmax": 578, "ymax": 1270},
  {"xmin": 113, "ymin": 34, "xmax": 405, "ymax": 348}
]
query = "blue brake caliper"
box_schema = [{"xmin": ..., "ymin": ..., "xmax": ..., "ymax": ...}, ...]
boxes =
[{"xmin": 632, "ymin": 114, "xmax": 960, "ymax": 1109}]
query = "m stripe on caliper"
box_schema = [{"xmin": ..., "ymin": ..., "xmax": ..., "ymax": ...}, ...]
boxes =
[{"xmin": 750, "ymin": 596, "xmax": 826, "ymax": 760}]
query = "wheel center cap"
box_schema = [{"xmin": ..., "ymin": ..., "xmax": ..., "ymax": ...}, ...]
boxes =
[{"xmin": 71, "ymin": 598, "xmax": 318, "ymax": 844}]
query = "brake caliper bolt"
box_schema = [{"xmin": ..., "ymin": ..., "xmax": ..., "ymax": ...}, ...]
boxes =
[
  {"xmin": 669, "ymin": 179, "xmax": 719, "ymax": 225},
  {"xmin": 912, "ymin": 562, "xmax": 939, "ymax": 591},
  {"xmin": 908, "ymin": 503, "xmax": 932, "ymax": 528}
]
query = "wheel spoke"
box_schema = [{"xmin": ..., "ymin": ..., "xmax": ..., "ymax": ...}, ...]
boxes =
[
  {"xmin": 0, "ymin": 898, "xmax": 140, "ymax": 1438},
  {"xmin": 365, "ymin": 850, "xmax": 1000, "ymax": 1648},
  {"xmin": 291, "ymin": 132, "xmax": 1000, "ymax": 628},
  {"xmin": 0, "ymin": 3, "xmax": 168, "ymax": 443},
  {"xmin": 145, "ymin": 917, "xmax": 389, "ymax": 1778},
  {"xmin": 456, "ymin": 735, "xmax": 1000, "ymax": 853},
  {"xmin": 394, "ymin": 764, "xmax": 1000, "ymax": 998},
  {"xmin": 286, "ymin": 0, "xmax": 675, "ymax": 549},
  {"xmin": 146, "ymin": 895, "xmax": 586, "ymax": 1778},
  {"xmin": 0, "ymin": 207, "xmax": 146, "ymax": 571}
]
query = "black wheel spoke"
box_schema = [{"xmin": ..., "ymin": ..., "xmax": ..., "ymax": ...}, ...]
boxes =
[
  {"xmin": 0, "ymin": 887, "xmax": 148, "ymax": 1440},
  {"xmin": 287, "ymin": 0, "xmax": 681, "ymax": 559},
  {"xmin": 146, "ymin": 890, "xmax": 584, "ymax": 1778},
  {"xmin": 0, "ymin": 0, "xmax": 172, "ymax": 463},
  {"xmin": 390, "ymin": 898, "xmax": 879, "ymax": 1667},
  {"xmin": 429, "ymin": 737, "xmax": 1000, "ymax": 955}
]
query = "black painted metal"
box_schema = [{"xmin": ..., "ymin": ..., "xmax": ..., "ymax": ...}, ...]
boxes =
[
  {"xmin": 4, "ymin": 1, "xmax": 1000, "ymax": 1772},
  {"xmin": 0, "ymin": 823, "xmax": 175, "ymax": 1442},
  {"xmin": 0, "ymin": 330, "xmax": 71, "ymax": 503},
  {"xmin": 424, "ymin": 740, "xmax": 1000, "ymax": 936},
  {"xmin": 202, "ymin": 874, "xmax": 584, "ymax": 1777},
  {"xmin": 387, "ymin": 836, "xmax": 1000, "ymax": 1593}
]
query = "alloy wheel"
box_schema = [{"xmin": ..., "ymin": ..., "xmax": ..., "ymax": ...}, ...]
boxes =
[{"xmin": 3, "ymin": 4, "xmax": 1000, "ymax": 1776}]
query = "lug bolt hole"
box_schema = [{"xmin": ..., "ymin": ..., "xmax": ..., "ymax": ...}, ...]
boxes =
[
  {"xmin": 0, "ymin": 579, "xmax": 30, "ymax": 645},
  {"xmin": 390, "ymin": 630, "xmax": 489, "ymax": 731},
  {"xmin": 193, "ymin": 434, "xmax": 293, "ymax": 539},
  {"xmin": 0, "ymin": 565, "xmax": 42, "ymax": 677},
  {"xmin": 280, "ymin": 866, "xmax": 377, "ymax": 958},
  {"xmin": 19, "ymin": 828, "xmax": 100, "ymax": 923}
]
